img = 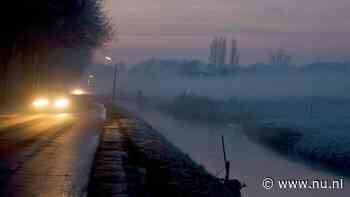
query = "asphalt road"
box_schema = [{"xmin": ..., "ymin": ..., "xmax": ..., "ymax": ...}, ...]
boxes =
[{"xmin": 0, "ymin": 110, "xmax": 105, "ymax": 197}]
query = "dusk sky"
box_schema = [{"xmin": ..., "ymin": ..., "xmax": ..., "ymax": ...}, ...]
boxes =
[{"xmin": 97, "ymin": 0, "xmax": 350, "ymax": 65}]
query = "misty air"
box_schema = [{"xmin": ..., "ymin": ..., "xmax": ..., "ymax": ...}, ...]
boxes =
[{"xmin": 0, "ymin": 0, "xmax": 349, "ymax": 197}]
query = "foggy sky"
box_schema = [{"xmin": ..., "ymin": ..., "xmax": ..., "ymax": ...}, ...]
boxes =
[{"xmin": 98, "ymin": 0, "xmax": 350, "ymax": 64}]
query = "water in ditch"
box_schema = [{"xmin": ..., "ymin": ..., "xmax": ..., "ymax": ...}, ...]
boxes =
[{"xmin": 119, "ymin": 100, "xmax": 349, "ymax": 197}]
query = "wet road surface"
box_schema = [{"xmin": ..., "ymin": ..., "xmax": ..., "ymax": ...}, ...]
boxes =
[{"xmin": 0, "ymin": 112, "xmax": 104, "ymax": 197}]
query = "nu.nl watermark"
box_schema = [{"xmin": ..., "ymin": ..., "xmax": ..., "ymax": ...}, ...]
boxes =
[{"xmin": 262, "ymin": 177, "xmax": 344, "ymax": 190}]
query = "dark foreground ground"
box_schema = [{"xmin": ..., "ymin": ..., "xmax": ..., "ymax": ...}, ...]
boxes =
[{"xmin": 88, "ymin": 104, "xmax": 243, "ymax": 197}]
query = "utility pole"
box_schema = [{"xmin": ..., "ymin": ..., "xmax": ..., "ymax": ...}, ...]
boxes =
[{"xmin": 112, "ymin": 63, "xmax": 118, "ymax": 101}]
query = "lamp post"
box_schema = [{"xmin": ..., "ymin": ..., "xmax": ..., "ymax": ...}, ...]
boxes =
[
  {"xmin": 112, "ymin": 63, "xmax": 118, "ymax": 100},
  {"xmin": 105, "ymin": 57, "xmax": 118, "ymax": 101},
  {"xmin": 87, "ymin": 73, "xmax": 96, "ymax": 90}
]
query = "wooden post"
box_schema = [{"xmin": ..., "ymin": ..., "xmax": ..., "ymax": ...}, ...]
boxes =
[{"xmin": 221, "ymin": 135, "xmax": 230, "ymax": 181}]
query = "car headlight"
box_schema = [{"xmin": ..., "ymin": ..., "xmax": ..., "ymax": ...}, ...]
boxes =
[
  {"xmin": 71, "ymin": 88, "xmax": 86, "ymax": 95},
  {"xmin": 32, "ymin": 98, "xmax": 49, "ymax": 109},
  {"xmin": 54, "ymin": 98, "xmax": 70, "ymax": 109}
]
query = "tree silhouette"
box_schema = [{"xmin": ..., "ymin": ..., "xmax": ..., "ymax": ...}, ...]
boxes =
[
  {"xmin": 269, "ymin": 48, "xmax": 292, "ymax": 66},
  {"xmin": 0, "ymin": 0, "xmax": 113, "ymax": 105}
]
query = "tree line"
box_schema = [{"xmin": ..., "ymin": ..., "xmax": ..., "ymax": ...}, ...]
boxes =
[{"xmin": 0, "ymin": 0, "xmax": 113, "ymax": 107}]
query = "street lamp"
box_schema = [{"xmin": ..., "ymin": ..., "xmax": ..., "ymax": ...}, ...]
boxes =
[
  {"xmin": 105, "ymin": 56, "xmax": 118, "ymax": 101},
  {"xmin": 87, "ymin": 73, "xmax": 96, "ymax": 90},
  {"xmin": 105, "ymin": 56, "xmax": 112, "ymax": 62}
]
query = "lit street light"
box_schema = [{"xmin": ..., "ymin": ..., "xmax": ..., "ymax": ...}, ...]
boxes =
[
  {"xmin": 87, "ymin": 73, "xmax": 96, "ymax": 90},
  {"xmin": 105, "ymin": 56, "xmax": 112, "ymax": 62},
  {"xmin": 105, "ymin": 56, "xmax": 118, "ymax": 101}
]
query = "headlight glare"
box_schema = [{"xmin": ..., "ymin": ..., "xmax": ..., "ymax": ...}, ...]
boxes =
[
  {"xmin": 54, "ymin": 98, "xmax": 70, "ymax": 109},
  {"xmin": 33, "ymin": 98, "xmax": 49, "ymax": 109},
  {"xmin": 71, "ymin": 89, "xmax": 86, "ymax": 95}
]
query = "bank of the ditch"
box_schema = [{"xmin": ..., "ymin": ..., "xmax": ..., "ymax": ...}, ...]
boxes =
[
  {"xmin": 87, "ymin": 104, "xmax": 243, "ymax": 197},
  {"xmin": 161, "ymin": 94, "xmax": 350, "ymax": 176}
]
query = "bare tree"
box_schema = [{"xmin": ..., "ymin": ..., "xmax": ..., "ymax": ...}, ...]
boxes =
[
  {"xmin": 269, "ymin": 48, "xmax": 292, "ymax": 66},
  {"xmin": 230, "ymin": 38, "xmax": 240, "ymax": 66}
]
